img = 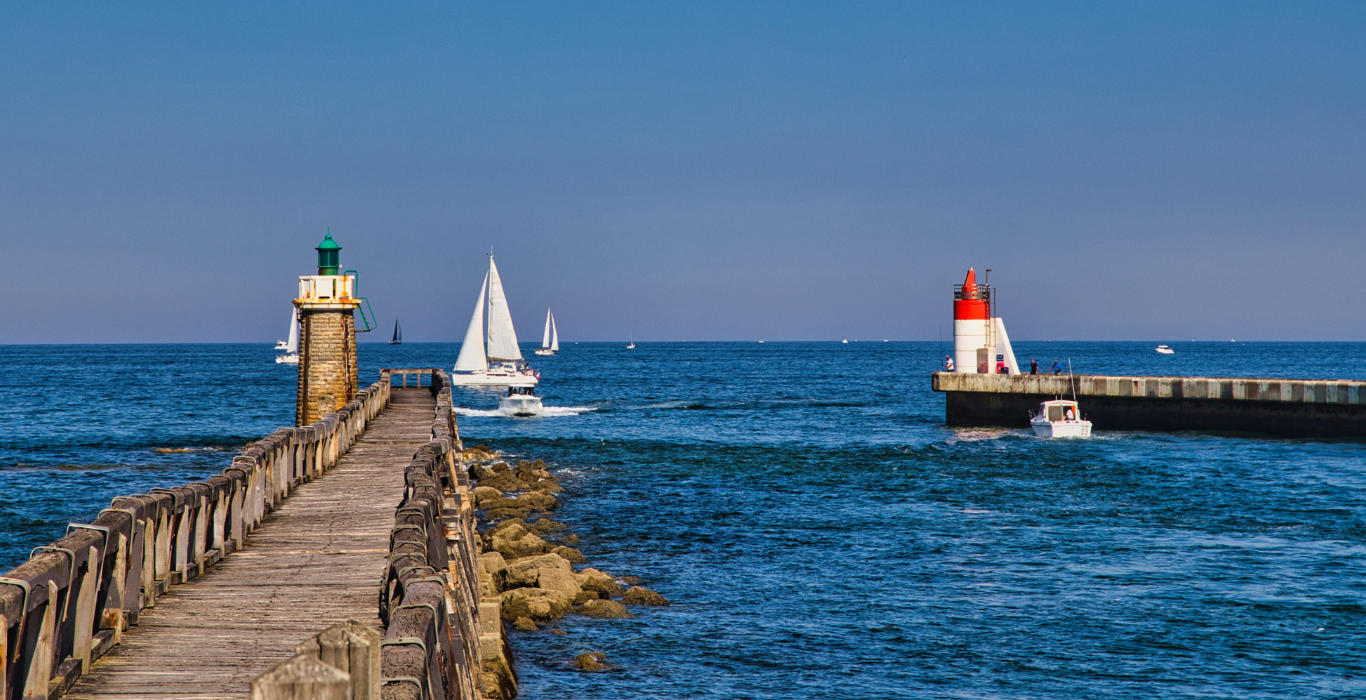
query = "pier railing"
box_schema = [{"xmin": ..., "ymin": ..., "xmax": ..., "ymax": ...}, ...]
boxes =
[
  {"xmin": 253, "ymin": 369, "xmax": 492, "ymax": 700},
  {"xmin": 387, "ymin": 369, "xmax": 437, "ymax": 388},
  {"xmin": 0, "ymin": 377, "xmax": 392, "ymax": 700}
]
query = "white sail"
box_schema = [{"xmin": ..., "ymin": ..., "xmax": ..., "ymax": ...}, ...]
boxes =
[
  {"xmin": 541, "ymin": 308, "xmax": 553, "ymax": 349},
  {"xmin": 992, "ymin": 317, "xmax": 1021, "ymax": 375},
  {"xmin": 453, "ymin": 272, "xmax": 489, "ymax": 372},
  {"xmin": 485, "ymin": 257, "xmax": 523, "ymax": 361},
  {"xmin": 550, "ymin": 314, "xmax": 559, "ymax": 352},
  {"xmin": 285, "ymin": 310, "xmax": 299, "ymax": 354}
]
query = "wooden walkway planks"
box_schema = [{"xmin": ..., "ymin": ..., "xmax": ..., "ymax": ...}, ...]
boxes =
[{"xmin": 67, "ymin": 388, "xmax": 438, "ymax": 700}]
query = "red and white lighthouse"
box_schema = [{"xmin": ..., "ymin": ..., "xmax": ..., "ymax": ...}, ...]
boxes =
[{"xmin": 952, "ymin": 268, "xmax": 1019, "ymax": 374}]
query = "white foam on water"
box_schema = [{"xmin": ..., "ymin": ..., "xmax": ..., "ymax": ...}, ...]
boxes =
[{"xmin": 453, "ymin": 405, "xmax": 596, "ymax": 419}]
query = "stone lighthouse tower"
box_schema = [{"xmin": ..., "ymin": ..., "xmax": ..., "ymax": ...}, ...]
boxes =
[{"xmin": 294, "ymin": 234, "xmax": 361, "ymax": 426}]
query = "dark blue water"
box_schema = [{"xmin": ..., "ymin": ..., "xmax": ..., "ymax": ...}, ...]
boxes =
[{"xmin": 2, "ymin": 341, "xmax": 1364, "ymax": 698}]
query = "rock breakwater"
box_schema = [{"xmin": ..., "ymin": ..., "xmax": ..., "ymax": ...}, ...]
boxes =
[{"xmin": 461, "ymin": 444, "xmax": 669, "ymax": 686}]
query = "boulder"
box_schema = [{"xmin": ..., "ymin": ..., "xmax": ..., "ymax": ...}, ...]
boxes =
[
  {"xmin": 485, "ymin": 519, "xmax": 527, "ymax": 541},
  {"xmin": 478, "ymin": 552, "xmax": 508, "ymax": 577},
  {"xmin": 478, "ymin": 473, "xmax": 526, "ymax": 493},
  {"xmin": 481, "ymin": 496, "xmax": 526, "ymax": 511},
  {"xmin": 576, "ymin": 569, "xmax": 624, "ymax": 599},
  {"xmin": 472, "ymin": 486, "xmax": 504, "ymax": 506},
  {"xmin": 530, "ymin": 481, "xmax": 564, "ymax": 494},
  {"xmin": 492, "ymin": 530, "xmax": 551, "ymax": 560},
  {"xmin": 500, "ymin": 588, "xmax": 572, "ymax": 621},
  {"xmin": 512, "ymin": 617, "xmax": 538, "ymax": 631},
  {"xmin": 573, "ymin": 590, "xmax": 599, "ymax": 605},
  {"xmin": 573, "ymin": 652, "xmax": 607, "ymax": 672},
  {"xmin": 579, "ymin": 599, "xmax": 631, "ymax": 619},
  {"xmin": 463, "ymin": 444, "xmax": 498, "ymax": 461},
  {"xmin": 622, "ymin": 586, "xmax": 669, "ymax": 606},
  {"xmin": 504, "ymin": 553, "xmax": 582, "ymax": 602},
  {"xmin": 562, "ymin": 534, "xmax": 580, "ymax": 546},
  {"xmin": 485, "ymin": 506, "xmax": 533, "ymax": 521},
  {"xmin": 518, "ymin": 492, "xmax": 560, "ymax": 512},
  {"xmin": 530, "ymin": 518, "xmax": 567, "ymax": 534},
  {"xmin": 552, "ymin": 546, "xmax": 586, "ymax": 564},
  {"xmin": 491, "ymin": 461, "xmax": 511, "ymax": 473}
]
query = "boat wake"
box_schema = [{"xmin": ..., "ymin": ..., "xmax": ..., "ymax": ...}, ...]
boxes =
[{"xmin": 454, "ymin": 405, "xmax": 596, "ymax": 419}]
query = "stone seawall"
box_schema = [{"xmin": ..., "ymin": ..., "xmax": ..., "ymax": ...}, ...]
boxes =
[{"xmin": 932, "ymin": 372, "xmax": 1366, "ymax": 437}]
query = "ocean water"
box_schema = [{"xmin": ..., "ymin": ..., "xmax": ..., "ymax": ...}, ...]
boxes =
[{"xmin": 2, "ymin": 341, "xmax": 1365, "ymax": 698}]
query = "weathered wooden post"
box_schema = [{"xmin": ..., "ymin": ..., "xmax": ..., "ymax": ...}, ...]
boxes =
[
  {"xmin": 295, "ymin": 234, "xmax": 363, "ymax": 426},
  {"xmin": 251, "ymin": 620, "xmax": 382, "ymax": 700}
]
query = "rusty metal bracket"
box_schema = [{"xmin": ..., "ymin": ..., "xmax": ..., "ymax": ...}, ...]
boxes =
[
  {"xmin": 0, "ymin": 577, "xmax": 31, "ymax": 663},
  {"xmin": 67, "ymin": 523, "xmax": 111, "ymax": 548},
  {"xmin": 31, "ymin": 546, "xmax": 76, "ymax": 585}
]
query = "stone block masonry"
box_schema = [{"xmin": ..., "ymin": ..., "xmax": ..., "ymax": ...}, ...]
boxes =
[{"xmin": 297, "ymin": 310, "xmax": 359, "ymax": 426}]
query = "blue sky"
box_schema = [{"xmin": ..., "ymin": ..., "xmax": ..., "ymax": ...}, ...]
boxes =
[{"xmin": 2, "ymin": 2, "xmax": 1363, "ymax": 342}]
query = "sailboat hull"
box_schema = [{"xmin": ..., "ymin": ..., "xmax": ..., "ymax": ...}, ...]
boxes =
[
  {"xmin": 448, "ymin": 371, "xmax": 538, "ymax": 387},
  {"xmin": 533, "ymin": 349, "xmax": 555, "ymax": 356}
]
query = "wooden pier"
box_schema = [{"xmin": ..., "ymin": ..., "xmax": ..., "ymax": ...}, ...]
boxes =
[{"xmin": 0, "ymin": 370, "xmax": 506, "ymax": 700}]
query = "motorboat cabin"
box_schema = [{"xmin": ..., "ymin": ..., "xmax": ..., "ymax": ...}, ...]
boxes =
[
  {"xmin": 499, "ymin": 385, "xmax": 543, "ymax": 417},
  {"xmin": 1029, "ymin": 399, "xmax": 1092, "ymax": 438}
]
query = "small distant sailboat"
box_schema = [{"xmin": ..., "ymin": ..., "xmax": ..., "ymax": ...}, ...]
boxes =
[
  {"xmin": 451, "ymin": 256, "xmax": 539, "ymax": 387},
  {"xmin": 275, "ymin": 310, "xmax": 299, "ymax": 365},
  {"xmin": 534, "ymin": 308, "xmax": 558, "ymax": 356},
  {"xmin": 626, "ymin": 332, "xmax": 635, "ymax": 349},
  {"xmin": 390, "ymin": 319, "xmax": 403, "ymax": 345}
]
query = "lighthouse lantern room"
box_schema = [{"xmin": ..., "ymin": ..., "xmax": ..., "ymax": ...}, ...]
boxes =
[{"xmin": 952, "ymin": 268, "xmax": 1020, "ymax": 375}]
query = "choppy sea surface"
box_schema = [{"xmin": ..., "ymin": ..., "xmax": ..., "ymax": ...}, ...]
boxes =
[{"xmin": 2, "ymin": 341, "xmax": 1364, "ymax": 699}]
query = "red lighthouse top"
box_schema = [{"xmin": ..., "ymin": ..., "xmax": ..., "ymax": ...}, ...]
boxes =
[{"xmin": 953, "ymin": 268, "xmax": 990, "ymax": 320}]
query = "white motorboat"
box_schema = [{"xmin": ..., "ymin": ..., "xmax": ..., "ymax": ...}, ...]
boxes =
[
  {"xmin": 534, "ymin": 308, "xmax": 559, "ymax": 356},
  {"xmin": 276, "ymin": 310, "xmax": 299, "ymax": 365},
  {"xmin": 1156, "ymin": 345, "xmax": 1174, "ymax": 354},
  {"xmin": 451, "ymin": 256, "xmax": 539, "ymax": 387},
  {"xmin": 1029, "ymin": 399, "xmax": 1092, "ymax": 438},
  {"xmin": 498, "ymin": 386, "xmax": 543, "ymax": 416}
]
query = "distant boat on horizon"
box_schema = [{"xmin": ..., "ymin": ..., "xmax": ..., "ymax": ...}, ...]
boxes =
[
  {"xmin": 276, "ymin": 310, "xmax": 299, "ymax": 365},
  {"xmin": 626, "ymin": 331, "xmax": 635, "ymax": 349},
  {"xmin": 390, "ymin": 318, "xmax": 403, "ymax": 345},
  {"xmin": 534, "ymin": 308, "xmax": 559, "ymax": 356}
]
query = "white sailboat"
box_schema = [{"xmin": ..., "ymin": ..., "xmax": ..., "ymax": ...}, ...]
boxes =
[
  {"xmin": 451, "ymin": 256, "xmax": 539, "ymax": 388},
  {"xmin": 534, "ymin": 308, "xmax": 559, "ymax": 356},
  {"xmin": 275, "ymin": 310, "xmax": 299, "ymax": 365},
  {"xmin": 626, "ymin": 332, "xmax": 635, "ymax": 349}
]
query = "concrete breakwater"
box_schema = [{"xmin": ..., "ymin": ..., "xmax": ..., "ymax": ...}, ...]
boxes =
[
  {"xmin": 462, "ymin": 447, "xmax": 669, "ymax": 678},
  {"xmin": 934, "ymin": 371, "xmax": 1366, "ymax": 437}
]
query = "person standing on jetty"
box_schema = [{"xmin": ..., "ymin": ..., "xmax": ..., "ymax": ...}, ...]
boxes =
[
  {"xmin": 1052, "ymin": 359, "xmax": 1063, "ymax": 375},
  {"xmin": 1030, "ymin": 358, "xmax": 1039, "ymax": 375},
  {"xmin": 944, "ymin": 355, "xmax": 954, "ymax": 371}
]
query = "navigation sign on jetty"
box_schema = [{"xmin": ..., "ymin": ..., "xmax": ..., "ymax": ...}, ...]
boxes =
[{"xmin": 0, "ymin": 239, "xmax": 515, "ymax": 700}]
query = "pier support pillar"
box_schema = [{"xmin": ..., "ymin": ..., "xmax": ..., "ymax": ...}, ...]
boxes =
[{"xmin": 295, "ymin": 234, "xmax": 363, "ymax": 426}]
